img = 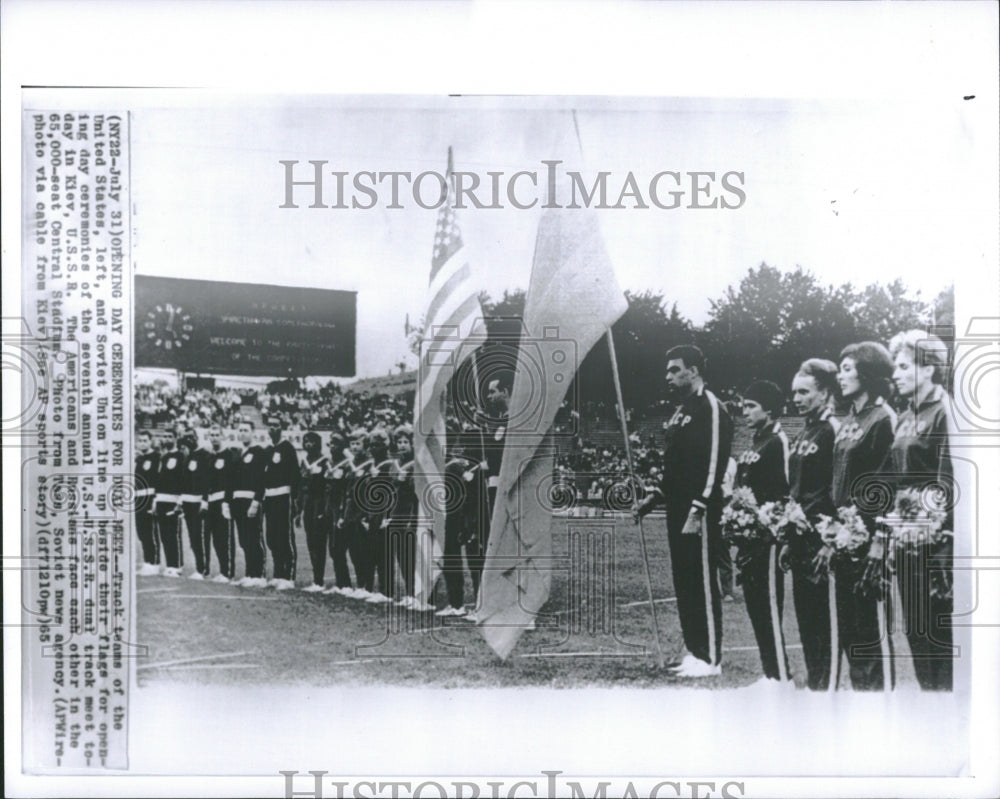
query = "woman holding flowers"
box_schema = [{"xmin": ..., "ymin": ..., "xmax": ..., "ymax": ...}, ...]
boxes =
[
  {"xmin": 888, "ymin": 330, "xmax": 954, "ymax": 690},
  {"xmin": 824, "ymin": 341, "xmax": 897, "ymax": 691},
  {"xmin": 785, "ymin": 358, "xmax": 841, "ymax": 691},
  {"xmin": 732, "ymin": 380, "xmax": 792, "ymax": 685}
]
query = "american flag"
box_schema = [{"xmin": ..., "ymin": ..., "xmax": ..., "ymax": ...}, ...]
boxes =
[{"xmin": 411, "ymin": 147, "xmax": 484, "ymax": 605}]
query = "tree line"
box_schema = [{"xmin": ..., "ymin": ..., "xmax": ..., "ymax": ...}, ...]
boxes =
[{"xmin": 410, "ymin": 264, "xmax": 953, "ymax": 413}]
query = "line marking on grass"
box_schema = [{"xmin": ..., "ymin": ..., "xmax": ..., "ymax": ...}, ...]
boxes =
[
  {"xmin": 136, "ymin": 586, "xmax": 181, "ymax": 595},
  {"xmin": 137, "ymin": 650, "xmax": 251, "ymax": 671},
  {"xmin": 162, "ymin": 663, "xmax": 262, "ymax": 671},
  {"xmin": 328, "ymin": 659, "xmax": 378, "ymax": 666},
  {"xmin": 166, "ymin": 594, "xmax": 281, "ymax": 600},
  {"xmin": 620, "ymin": 597, "xmax": 677, "ymax": 608},
  {"xmin": 516, "ymin": 651, "xmax": 640, "ymax": 658}
]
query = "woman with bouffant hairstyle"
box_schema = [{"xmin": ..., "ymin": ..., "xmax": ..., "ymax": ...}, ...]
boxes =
[
  {"xmin": 888, "ymin": 330, "xmax": 955, "ymax": 690},
  {"xmin": 825, "ymin": 341, "xmax": 896, "ymax": 690}
]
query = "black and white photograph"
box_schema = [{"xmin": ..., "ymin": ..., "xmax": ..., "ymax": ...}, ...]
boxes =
[{"xmin": 4, "ymin": 3, "xmax": 999, "ymax": 798}]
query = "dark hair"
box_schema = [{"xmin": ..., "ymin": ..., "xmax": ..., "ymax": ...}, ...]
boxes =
[
  {"xmin": 302, "ymin": 431, "xmax": 321, "ymax": 447},
  {"xmin": 236, "ymin": 418, "xmax": 254, "ymax": 430},
  {"xmin": 488, "ymin": 372, "xmax": 514, "ymax": 395},
  {"xmin": 665, "ymin": 344, "xmax": 706, "ymax": 373},
  {"xmin": 137, "ymin": 429, "xmax": 152, "ymax": 439},
  {"xmin": 839, "ymin": 341, "xmax": 894, "ymax": 399},
  {"xmin": 795, "ymin": 358, "xmax": 839, "ymax": 396}
]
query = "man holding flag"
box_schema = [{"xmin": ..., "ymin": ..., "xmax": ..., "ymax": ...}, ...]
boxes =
[{"xmin": 476, "ymin": 208, "xmax": 629, "ymax": 660}]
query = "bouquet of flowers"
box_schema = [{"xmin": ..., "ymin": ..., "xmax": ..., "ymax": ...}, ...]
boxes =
[
  {"xmin": 721, "ymin": 486, "xmax": 771, "ymax": 544},
  {"xmin": 879, "ymin": 486, "xmax": 951, "ymax": 550},
  {"xmin": 757, "ymin": 498, "xmax": 811, "ymax": 545},
  {"xmin": 815, "ymin": 505, "xmax": 871, "ymax": 561}
]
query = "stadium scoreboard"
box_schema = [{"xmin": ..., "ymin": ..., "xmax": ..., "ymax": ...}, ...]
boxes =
[{"xmin": 135, "ymin": 276, "xmax": 356, "ymax": 377}]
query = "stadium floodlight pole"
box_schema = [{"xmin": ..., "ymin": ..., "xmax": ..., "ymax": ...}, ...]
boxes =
[{"xmin": 605, "ymin": 327, "xmax": 665, "ymax": 669}]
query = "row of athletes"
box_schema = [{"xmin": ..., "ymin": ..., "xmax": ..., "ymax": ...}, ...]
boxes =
[
  {"xmin": 134, "ymin": 381, "xmax": 511, "ymax": 616},
  {"xmin": 636, "ymin": 331, "xmax": 953, "ymax": 689}
]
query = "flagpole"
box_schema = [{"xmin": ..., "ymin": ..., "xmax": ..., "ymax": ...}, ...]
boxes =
[{"xmin": 605, "ymin": 327, "xmax": 665, "ymax": 669}]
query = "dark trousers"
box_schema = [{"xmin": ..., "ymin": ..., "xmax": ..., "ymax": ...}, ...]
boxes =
[
  {"xmin": 343, "ymin": 518, "xmax": 371, "ymax": 591},
  {"xmin": 135, "ymin": 507, "xmax": 160, "ymax": 565},
  {"xmin": 232, "ymin": 497, "xmax": 266, "ymax": 579},
  {"xmin": 667, "ymin": 501, "xmax": 724, "ymax": 666},
  {"xmin": 835, "ymin": 558, "xmax": 895, "ymax": 691},
  {"xmin": 443, "ymin": 520, "xmax": 474, "ymax": 609},
  {"xmin": 330, "ymin": 514, "xmax": 353, "ymax": 588},
  {"xmin": 368, "ymin": 519, "xmax": 392, "ymax": 596},
  {"xmin": 155, "ymin": 503, "xmax": 183, "ymax": 569},
  {"xmin": 896, "ymin": 543, "xmax": 953, "ymax": 690},
  {"xmin": 741, "ymin": 543, "xmax": 789, "ymax": 680},
  {"xmin": 302, "ymin": 496, "xmax": 330, "ymax": 586},
  {"xmin": 264, "ymin": 493, "xmax": 296, "ymax": 581},
  {"xmin": 792, "ymin": 568, "xmax": 834, "ymax": 691},
  {"xmin": 390, "ymin": 521, "xmax": 417, "ymax": 600},
  {"xmin": 207, "ymin": 501, "xmax": 235, "ymax": 579},
  {"xmin": 468, "ymin": 487, "xmax": 496, "ymax": 601},
  {"xmin": 182, "ymin": 501, "xmax": 210, "ymax": 576},
  {"xmin": 718, "ymin": 543, "xmax": 735, "ymax": 597}
]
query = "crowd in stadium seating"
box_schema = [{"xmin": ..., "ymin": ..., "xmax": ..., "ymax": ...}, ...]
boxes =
[{"xmin": 135, "ymin": 383, "xmax": 677, "ymax": 510}]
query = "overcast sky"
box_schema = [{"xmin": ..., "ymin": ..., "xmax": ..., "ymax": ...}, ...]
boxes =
[{"xmin": 130, "ymin": 94, "xmax": 990, "ymax": 380}]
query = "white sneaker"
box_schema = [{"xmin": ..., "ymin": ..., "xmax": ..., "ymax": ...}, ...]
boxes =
[
  {"xmin": 395, "ymin": 595, "xmax": 415, "ymax": 608},
  {"xmin": 523, "ymin": 617, "xmax": 537, "ymax": 631},
  {"xmin": 212, "ymin": 574, "xmax": 231, "ymax": 584},
  {"xmin": 266, "ymin": 578, "xmax": 277, "ymax": 587},
  {"xmin": 275, "ymin": 579, "xmax": 295, "ymax": 591},
  {"xmin": 669, "ymin": 653, "xmax": 698, "ymax": 672},
  {"xmin": 353, "ymin": 588, "xmax": 372, "ymax": 599},
  {"xmin": 366, "ymin": 592, "xmax": 391, "ymax": 604},
  {"xmin": 302, "ymin": 583, "xmax": 324, "ymax": 593},
  {"xmin": 163, "ymin": 567, "xmax": 181, "ymax": 578},
  {"xmin": 323, "ymin": 585, "xmax": 343, "ymax": 595},
  {"xmin": 675, "ymin": 658, "xmax": 722, "ymax": 678},
  {"xmin": 465, "ymin": 609, "xmax": 479, "ymax": 622},
  {"xmin": 410, "ymin": 599, "xmax": 435, "ymax": 612},
  {"xmin": 138, "ymin": 563, "xmax": 161, "ymax": 576},
  {"xmin": 247, "ymin": 577, "xmax": 268, "ymax": 588},
  {"xmin": 188, "ymin": 572, "xmax": 204, "ymax": 581},
  {"xmin": 435, "ymin": 605, "xmax": 461, "ymax": 616}
]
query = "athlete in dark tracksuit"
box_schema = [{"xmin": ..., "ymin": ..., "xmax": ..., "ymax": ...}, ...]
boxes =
[
  {"xmin": 263, "ymin": 419, "xmax": 302, "ymax": 584},
  {"xmin": 180, "ymin": 436, "xmax": 212, "ymax": 578},
  {"xmin": 325, "ymin": 445, "xmax": 356, "ymax": 591},
  {"xmin": 134, "ymin": 433, "xmax": 160, "ymax": 569},
  {"xmin": 831, "ymin": 395, "xmax": 896, "ymax": 690},
  {"xmin": 388, "ymin": 427, "xmax": 418, "ymax": 604},
  {"xmin": 441, "ymin": 445, "xmax": 484, "ymax": 612},
  {"xmin": 301, "ymin": 432, "xmax": 331, "ymax": 590},
  {"xmin": 787, "ymin": 406, "xmax": 840, "ymax": 691},
  {"xmin": 154, "ymin": 432, "xmax": 186, "ymax": 574},
  {"xmin": 639, "ymin": 364, "xmax": 733, "ymax": 672},
  {"xmin": 204, "ymin": 438, "xmax": 236, "ymax": 581},
  {"xmin": 891, "ymin": 382, "xmax": 955, "ymax": 690},
  {"xmin": 231, "ymin": 424, "xmax": 267, "ymax": 583},
  {"xmin": 734, "ymin": 404, "xmax": 791, "ymax": 682}
]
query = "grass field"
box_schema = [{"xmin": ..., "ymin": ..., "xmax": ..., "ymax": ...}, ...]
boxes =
[{"xmin": 136, "ymin": 513, "xmax": 919, "ymax": 689}]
